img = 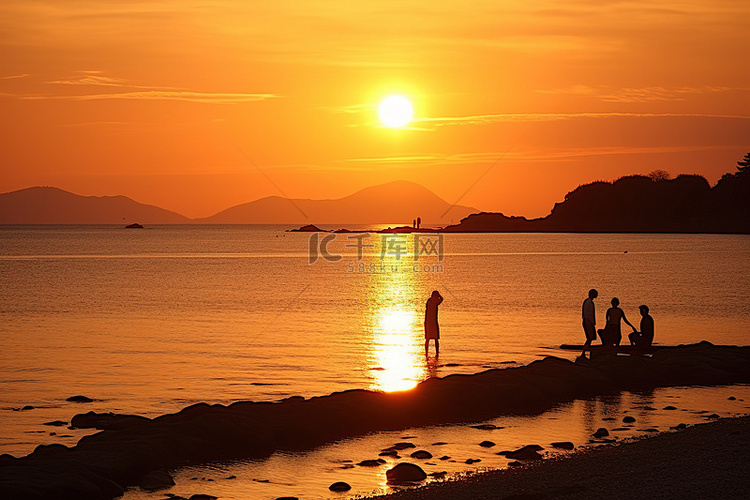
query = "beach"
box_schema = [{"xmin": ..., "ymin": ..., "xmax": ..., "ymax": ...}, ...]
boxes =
[
  {"xmin": 370, "ymin": 415, "xmax": 750, "ymax": 500},
  {"xmin": 2, "ymin": 342, "xmax": 750, "ymax": 499}
]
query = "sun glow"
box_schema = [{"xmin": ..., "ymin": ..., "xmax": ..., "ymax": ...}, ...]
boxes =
[{"xmin": 378, "ymin": 95, "xmax": 413, "ymax": 128}]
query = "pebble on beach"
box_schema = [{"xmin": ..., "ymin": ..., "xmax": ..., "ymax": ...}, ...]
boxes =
[
  {"xmin": 328, "ymin": 481, "xmax": 351, "ymax": 492},
  {"xmin": 386, "ymin": 463, "xmax": 427, "ymax": 483}
]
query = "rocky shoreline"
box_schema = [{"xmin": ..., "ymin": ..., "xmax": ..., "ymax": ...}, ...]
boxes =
[
  {"xmin": 368, "ymin": 415, "xmax": 750, "ymax": 500},
  {"xmin": 1, "ymin": 342, "xmax": 749, "ymax": 500}
]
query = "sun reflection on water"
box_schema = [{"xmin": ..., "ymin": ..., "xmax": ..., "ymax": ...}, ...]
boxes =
[{"xmin": 365, "ymin": 265, "xmax": 436, "ymax": 393}]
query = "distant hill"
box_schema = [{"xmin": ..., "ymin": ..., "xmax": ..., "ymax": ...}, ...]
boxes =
[
  {"xmin": 444, "ymin": 166, "xmax": 750, "ymax": 234},
  {"xmin": 0, "ymin": 187, "xmax": 190, "ymax": 224},
  {"xmin": 196, "ymin": 180, "xmax": 477, "ymax": 225}
]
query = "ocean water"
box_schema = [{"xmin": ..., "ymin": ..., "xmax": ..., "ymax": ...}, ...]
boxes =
[{"xmin": 1, "ymin": 226, "xmax": 749, "ymax": 463}]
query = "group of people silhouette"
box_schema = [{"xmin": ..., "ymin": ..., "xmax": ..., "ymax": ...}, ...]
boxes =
[
  {"xmin": 412, "ymin": 217, "xmax": 422, "ymax": 229},
  {"xmin": 580, "ymin": 288, "xmax": 654, "ymax": 359}
]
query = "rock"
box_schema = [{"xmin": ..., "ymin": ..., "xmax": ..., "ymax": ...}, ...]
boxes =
[
  {"xmin": 429, "ymin": 471, "xmax": 447, "ymax": 477},
  {"xmin": 21, "ymin": 405, "xmax": 35, "ymax": 411},
  {"xmin": 664, "ymin": 405, "xmax": 677, "ymax": 410},
  {"xmin": 431, "ymin": 442, "xmax": 448, "ymax": 445},
  {"xmin": 707, "ymin": 413, "xmax": 720, "ymax": 419},
  {"xmin": 226, "ymin": 475, "xmax": 237, "ymax": 479},
  {"xmin": 329, "ymin": 481, "xmax": 351, "ymax": 492},
  {"xmin": 290, "ymin": 224, "xmax": 324, "ymax": 232},
  {"xmin": 357, "ymin": 459, "xmax": 383, "ymax": 467},
  {"xmin": 410, "ymin": 450, "xmax": 432, "ymax": 459},
  {"xmin": 508, "ymin": 460, "xmax": 522, "ymax": 466},
  {"xmin": 465, "ymin": 458, "xmax": 481, "ymax": 464},
  {"xmin": 340, "ymin": 464, "xmax": 354, "ymax": 469},
  {"xmin": 401, "ymin": 435, "xmax": 417, "ymax": 439},
  {"xmin": 612, "ymin": 428, "xmax": 629, "ymax": 431},
  {"xmin": 386, "ymin": 463, "xmax": 427, "ymax": 483},
  {"xmin": 644, "ymin": 406, "xmax": 657, "ymax": 410},
  {"xmin": 551, "ymin": 441, "xmax": 575, "ymax": 450},
  {"xmin": 66, "ymin": 395, "xmax": 93, "ymax": 403},
  {"xmin": 42, "ymin": 420, "xmax": 68, "ymax": 427},
  {"xmin": 439, "ymin": 455, "xmax": 450, "ymax": 460},
  {"xmin": 379, "ymin": 450, "xmax": 399, "ymax": 457},
  {"xmin": 139, "ymin": 470, "xmax": 174, "ymax": 491},
  {"xmin": 188, "ymin": 495, "xmax": 217, "ymax": 500},
  {"xmin": 503, "ymin": 445, "xmax": 544, "ymax": 460},
  {"xmin": 470, "ymin": 423, "xmax": 502, "ymax": 430},
  {"xmin": 623, "ymin": 416, "xmax": 636, "ymax": 423},
  {"xmin": 479, "ymin": 441, "xmax": 495, "ymax": 448},
  {"xmin": 672, "ymin": 423, "xmax": 688, "ymax": 429},
  {"xmin": 276, "ymin": 497, "xmax": 299, "ymax": 500},
  {"xmin": 602, "ymin": 417, "xmax": 616, "ymax": 421},
  {"xmin": 71, "ymin": 411, "xmax": 150, "ymax": 430},
  {"xmin": 593, "ymin": 428, "xmax": 609, "ymax": 438},
  {"xmin": 729, "ymin": 396, "xmax": 736, "ymax": 400},
  {"xmin": 391, "ymin": 442, "xmax": 416, "ymax": 450}
]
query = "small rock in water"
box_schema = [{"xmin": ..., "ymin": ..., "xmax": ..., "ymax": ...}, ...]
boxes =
[
  {"xmin": 623, "ymin": 416, "xmax": 636, "ymax": 423},
  {"xmin": 276, "ymin": 497, "xmax": 299, "ymax": 500},
  {"xmin": 340, "ymin": 464, "xmax": 354, "ymax": 469},
  {"xmin": 225, "ymin": 475, "xmax": 237, "ymax": 480},
  {"xmin": 391, "ymin": 442, "xmax": 416, "ymax": 450},
  {"xmin": 66, "ymin": 395, "xmax": 93, "ymax": 403},
  {"xmin": 139, "ymin": 470, "xmax": 175, "ymax": 491},
  {"xmin": 429, "ymin": 471, "xmax": 447, "ymax": 477},
  {"xmin": 386, "ymin": 463, "xmax": 427, "ymax": 483},
  {"xmin": 728, "ymin": 396, "xmax": 736, "ymax": 400},
  {"xmin": 551, "ymin": 442, "xmax": 575, "ymax": 450},
  {"xmin": 431, "ymin": 441, "xmax": 448, "ymax": 445},
  {"xmin": 663, "ymin": 405, "xmax": 677, "ymax": 410},
  {"xmin": 707, "ymin": 413, "xmax": 720, "ymax": 419},
  {"xmin": 21, "ymin": 405, "xmax": 35, "ymax": 411},
  {"xmin": 479, "ymin": 441, "xmax": 496, "ymax": 448},
  {"xmin": 439, "ymin": 455, "xmax": 450, "ymax": 460},
  {"xmin": 401, "ymin": 435, "xmax": 417, "ymax": 439},
  {"xmin": 410, "ymin": 450, "xmax": 432, "ymax": 459},
  {"xmin": 357, "ymin": 459, "xmax": 383, "ymax": 467},
  {"xmin": 602, "ymin": 417, "xmax": 616, "ymax": 421},
  {"xmin": 504, "ymin": 445, "xmax": 544, "ymax": 460},
  {"xmin": 465, "ymin": 458, "xmax": 482, "ymax": 464},
  {"xmin": 329, "ymin": 482, "xmax": 351, "ymax": 492},
  {"xmin": 644, "ymin": 428, "xmax": 659, "ymax": 432},
  {"xmin": 508, "ymin": 460, "xmax": 522, "ymax": 466},
  {"xmin": 42, "ymin": 420, "xmax": 68, "ymax": 427},
  {"xmin": 470, "ymin": 423, "xmax": 502, "ymax": 430},
  {"xmin": 593, "ymin": 428, "xmax": 609, "ymax": 438},
  {"xmin": 188, "ymin": 495, "xmax": 217, "ymax": 500},
  {"xmin": 643, "ymin": 406, "xmax": 657, "ymax": 411},
  {"xmin": 672, "ymin": 423, "xmax": 688, "ymax": 430},
  {"xmin": 379, "ymin": 450, "xmax": 399, "ymax": 457}
]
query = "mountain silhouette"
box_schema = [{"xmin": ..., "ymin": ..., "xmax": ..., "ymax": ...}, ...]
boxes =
[
  {"xmin": 196, "ymin": 180, "xmax": 477, "ymax": 225},
  {"xmin": 444, "ymin": 166, "xmax": 750, "ymax": 234},
  {"xmin": 0, "ymin": 187, "xmax": 190, "ymax": 224}
]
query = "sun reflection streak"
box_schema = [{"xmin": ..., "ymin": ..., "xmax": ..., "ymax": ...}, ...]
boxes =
[{"xmin": 370, "ymin": 307, "xmax": 421, "ymax": 392}]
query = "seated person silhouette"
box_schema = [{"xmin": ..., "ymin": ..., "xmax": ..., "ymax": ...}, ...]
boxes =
[
  {"xmin": 628, "ymin": 305, "xmax": 654, "ymax": 348},
  {"xmin": 598, "ymin": 297, "xmax": 637, "ymax": 347}
]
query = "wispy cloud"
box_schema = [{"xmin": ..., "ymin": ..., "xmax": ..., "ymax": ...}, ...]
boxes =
[
  {"xmin": 47, "ymin": 71, "xmax": 180, "ymax": 90},
  {"xmin": 537, "ymin": 85, "xmax": 747, "ymax": 103},
  {"xmin": 345, "ymin": 145, "xmax": 737, "ymax": 165},
  {"xmin": 413, "ymin": 111, "xmax": 750, "ymax": 127},
  {"xmin": 14, "ymin": 91, "xmax": 278, "ymax": 104},
  {"xmin": 1, "ymin": 73, "xmax": 29, "ymax": 80}
]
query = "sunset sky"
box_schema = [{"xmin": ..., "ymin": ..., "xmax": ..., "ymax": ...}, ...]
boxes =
[{"xmin": 1, "ymin": 1, "xmax": 748, "ymax": 218}]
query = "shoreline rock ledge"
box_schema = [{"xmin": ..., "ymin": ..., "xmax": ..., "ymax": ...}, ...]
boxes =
[{"xmin": 1, "ymin": 342, "xmax": 749, "ymax": 500}]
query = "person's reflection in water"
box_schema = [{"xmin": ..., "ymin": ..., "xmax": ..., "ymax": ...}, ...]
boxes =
[{"xmin": 424, "ymin": 290, "xmax": 443, "ymax": 357}]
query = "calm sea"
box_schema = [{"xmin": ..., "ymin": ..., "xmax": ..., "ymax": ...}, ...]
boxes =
[{"xmin": 1, "ymin": 225, "xmax": 749, "ymax": 458}]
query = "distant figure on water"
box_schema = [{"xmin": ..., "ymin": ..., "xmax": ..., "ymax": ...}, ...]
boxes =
[
  {"xmin": 598, "ymin": 297, "xmax": 637, "ymax": 347},
  {"xmin": 413, "ymin": 218, "xmax": 416, "ymax": 228},
  {"xmin": 580, "ymin": 288, "xmax": 598, "ymax": 358},
  {"xmin": 417, "ymin": 217, "xmax": 421, "ymax": 230},
  {"xmin": 424, "ymin": 290, "xmax": 443, "ymax": 356},
  {"xmin": 629, "ymin": 305, "xmax": 655, "ymax": 348}
]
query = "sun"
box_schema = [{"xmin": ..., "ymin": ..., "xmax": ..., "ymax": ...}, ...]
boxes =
[{"xmin": 378, "ymin": 95, "xmax": 413, "ymax": 128}]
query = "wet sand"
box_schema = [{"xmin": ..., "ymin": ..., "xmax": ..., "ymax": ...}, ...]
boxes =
[
  {"xmin": 370, "ymin": 415, "xmax": 750, "ymax": 500},
  {"xmin": 1, "ymin": 342, "xmax": 749, "ymax": 499}
]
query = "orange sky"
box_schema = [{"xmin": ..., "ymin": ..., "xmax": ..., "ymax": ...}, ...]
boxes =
[{"xmin": 1, "ymin": 1, "xmax": 748, "ymax": 218}]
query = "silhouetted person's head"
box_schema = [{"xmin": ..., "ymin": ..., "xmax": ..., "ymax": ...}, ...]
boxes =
[
  {"xmin": 589, "ymin": 289, "xmax": 598, "ymax": 299},
  {"xmin": 639, "ymin": 304, "xmax": 649, "ymax": 316},
  {"xmin": 611, "ymin": 297, "xmax": 619, "ymax": 307},
  {"xmin": 431, "ymin": 290, "xmax": 440, "ymax": 299}
]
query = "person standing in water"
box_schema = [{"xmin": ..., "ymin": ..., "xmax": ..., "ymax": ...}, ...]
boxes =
[
  {"xmin": 424, "ymin": 290, "xmax": 443, "ymax": 357},
  {"xmin": 580, "ymin": 288, "xmax": 598, "ymax": 359}
]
